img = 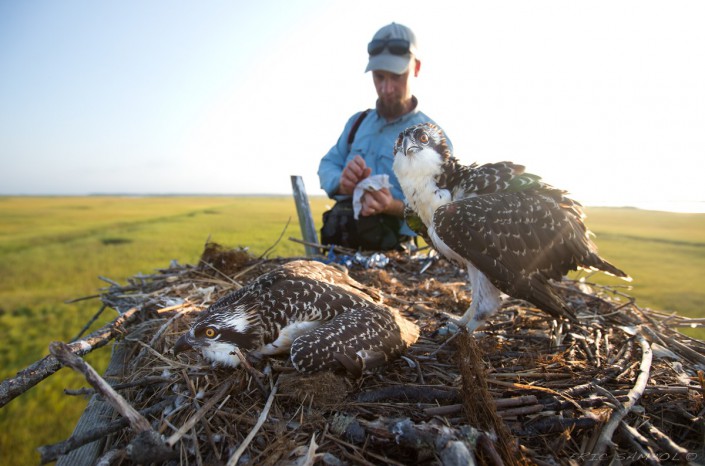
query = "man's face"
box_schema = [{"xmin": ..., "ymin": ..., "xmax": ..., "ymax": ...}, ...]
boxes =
[{"xmin": 372, "ymin": 69, "xmax": 413, "ymax": 118}]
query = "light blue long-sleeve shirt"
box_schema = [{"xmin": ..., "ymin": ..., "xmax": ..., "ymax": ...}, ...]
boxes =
[
  {"xmin": 318, "ymin": 101, "xmax": 449, "ymax": 201},
  {"xmin": 318, "ymin": 98, "xmax": 450, "ymax": 236}
]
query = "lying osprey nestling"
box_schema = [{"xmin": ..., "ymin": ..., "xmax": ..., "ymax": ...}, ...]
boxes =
[
  {"xmin": 393, "ymin": 122, "xmax": 630, "ymax": 331},
  {"xmin": 174, "ymin": 260, "xmax": 418, "ymax": 375}
]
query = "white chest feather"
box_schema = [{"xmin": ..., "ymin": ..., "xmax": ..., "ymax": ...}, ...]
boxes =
[{"xmin": 393, "ymin": 148, "xmax": 452, "ymax": 225}]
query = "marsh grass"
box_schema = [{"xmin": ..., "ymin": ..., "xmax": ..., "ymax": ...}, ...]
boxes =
[
  {"xmin": 0, "ymin": 197, "xmax": 702, "ymax": 465},
  {"xmin": 578, "ymin": 207, "xmax": 705, "ymax": 326}
]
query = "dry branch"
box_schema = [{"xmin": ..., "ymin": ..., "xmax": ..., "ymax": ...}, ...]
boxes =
[
  {"xmin": 0, "ymin": 306, "xmax": 141, "ymax": 408},
  {"xmin": 587, "ymin": 333, "xmax": 653, "ymax": 465},
  {"xmin": 165, "ymin": 377, "xmax": 234, "ymax": 447},
  {"xmin": 49, "ymin": 340, "xmax": 177, "ymax": 464},
  {"xmin": 225, "ymin": 379, "xmax": 279, "ymax": 466},
  {"xmin": 38, "ymin": 397, "xmax": 174, "ymax": 464}
]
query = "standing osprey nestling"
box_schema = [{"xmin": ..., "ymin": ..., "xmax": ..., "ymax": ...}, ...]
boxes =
[
  {"xmin": 393, "ymin": 123, "xmax": 630, "ymax": 331},
  {"xmin": 174, "ymin": 260, "xmax": 419, "ymax": 375}
]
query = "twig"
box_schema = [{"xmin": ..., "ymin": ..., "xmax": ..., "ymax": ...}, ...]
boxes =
[
  {"xmin": 324, "ymin": 432, "xmax": 404, "ymax": 466},
  {"xmin": 618, "ymin": 422, "xmax": 659, "ymax": 466},
  {"xmin": 98, "ymin": 275, "xmax": 123, "ymax": 287},
  {"xmin": 0, "ymin": 306, "xmax": 141, "ymax": 408},
  {"xmin": 130, "ymin": 340, "xmax": 194, "ymax": 369},
  {"xmin": 424, "ymin": 395, "xmax": 539, "ymax": 416},
  {"xmin": 38, "ymin": 397, "xmax": 175, "ymax": 464},
  {"xmin": 198, "ymin": 259, "xmax": 243, "ymax": 287},
  {"xmin": 298, "ymin": 433, "xmax": 319, "ymax": 466},
  {"xmin": 357, "ymin": 385, "xmax": 459, "ymax": 403},
  {"xmin": 64, "ymin": 293, "xmax": 101, "ymax": 304},
  {"xmin": 71, "ymin": 304, "xmax": 108, "ymax": 342},
  {"xmin": 259, "ymin": 217, "xmax": 290, "ymax": 259},
  {"xmin": 94, "ymin": 449, "xmax": 127, "ymax": 466},
  {"xmin": 166, "ymin": 378, "xmax": 235, "ymax": 447},
  {"xmin": 226, "ymin": 378, "xmax": 279, "ymax": 466},
  {"xmin": 129, "ymin": 305, "xmax": 195, "ymax": 370},
  {"xmin": 288, "ymin": 237, "xmax": 354, "ymax": 256},
  {"xmin": 496, "ymin": 404, "xmax": 544, "ymax": 418},
  {"xmin": 642, "ymin": 419, "xmax": 690, "ymax": 458},
  {"xmin": 50, "ymin": 340, "xmax": 177, "ymax": 463},
  {"xmin": 519, "ymin": 416, "xmax": 598, "ymax": 435},
  {"xmin": 586, "ymin": 334, "xmax": 652, "ymax": 465},
  {"xmin": 232, "ymin": 347, "xmax": 268, "ymax": 397},
  {"xmin": 645, "ymin": 326, "xmax": 705, "ymax": 366},
  {"xmin": 49, "ymin": 341, "xmax": 151, "ymax": 432},
  {"xmin": 63, "ymin": 376, "xmax": 171, "ymax": 396}
]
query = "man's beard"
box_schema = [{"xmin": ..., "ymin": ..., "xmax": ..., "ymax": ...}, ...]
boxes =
[{"xmin": 377, "ymin": 97, "xmax": 408, "ymax": 120}]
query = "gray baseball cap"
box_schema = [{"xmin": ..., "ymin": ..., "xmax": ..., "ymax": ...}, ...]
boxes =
[{"xmin": 365, "ymin": 23, "xmax": 417, "ymax": 74}]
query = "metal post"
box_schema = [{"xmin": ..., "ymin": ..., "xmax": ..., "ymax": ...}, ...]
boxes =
[{"xmin": 290, "ymin": 175, "xmax": 319, "ymax": 257}]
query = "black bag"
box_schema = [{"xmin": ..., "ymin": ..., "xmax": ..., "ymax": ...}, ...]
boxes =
[{"xmin": 320, "ymin": 199, "xmax": 406, "ymax": 251}]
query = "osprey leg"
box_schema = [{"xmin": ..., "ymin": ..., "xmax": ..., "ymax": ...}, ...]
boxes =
[{"xmin": 455, "ymin": 267, "xmax": 502, "ymax": 332}]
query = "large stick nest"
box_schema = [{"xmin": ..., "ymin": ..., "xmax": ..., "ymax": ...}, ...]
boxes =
[{"xmin": 50, "ymin": 242, "xmax": 705, "ymax": 465}]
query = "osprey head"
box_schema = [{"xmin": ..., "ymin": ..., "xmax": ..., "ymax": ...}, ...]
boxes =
[
  {"xmin": 394, "ymin": 123, "xmax": 450, "ymax": 160},
  {"xmin": 174, "ymin": 303, "xmax": 261, "ymax": 367},
  {"xmin": 393, "ymin": 123, "xmax": 454, "ymax": 184}
]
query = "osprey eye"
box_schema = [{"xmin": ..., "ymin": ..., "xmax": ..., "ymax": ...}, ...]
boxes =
[
  {"xmin": 419, "ymin": 133, "xmax": 429, "ymax": 144},
  {"xmin": 204, "ymin": 327, "xmax": 217, "ymax": 338}
]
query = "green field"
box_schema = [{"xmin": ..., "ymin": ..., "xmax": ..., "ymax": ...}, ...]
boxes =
[{"xmin": 0, "ymin": 196, "xmax": 703, "ymax": 465}]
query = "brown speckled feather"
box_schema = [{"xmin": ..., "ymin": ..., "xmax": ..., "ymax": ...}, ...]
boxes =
[{"xmin": 175, "ymin": 260, "xmax": 418, "ymax": 374}]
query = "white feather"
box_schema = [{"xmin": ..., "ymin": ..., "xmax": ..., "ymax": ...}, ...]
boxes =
[
  {"xmin": 393, "ymin": 146, "xmax": 451, "ymax": 225},
  {"xmin": 201, "ymin": 340, "xmax": 242, "ymax": 367},
  {"xmin": 218, "ymin": 305, "xmax": 256, "ymax": 333},
  {"xmin": 257, "ymin": 320, "xmax": 323, "ymax": 356}
]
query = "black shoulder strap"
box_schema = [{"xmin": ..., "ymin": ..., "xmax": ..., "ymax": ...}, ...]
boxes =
[{"xmin": 346, "ymin": 109, "xmax": 371, "ymax": 146}]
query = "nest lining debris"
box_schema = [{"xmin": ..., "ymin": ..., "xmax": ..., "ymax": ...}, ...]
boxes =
[{"xmin": 40, "ymin": 243, "xmax": 705, "ymax": 465}]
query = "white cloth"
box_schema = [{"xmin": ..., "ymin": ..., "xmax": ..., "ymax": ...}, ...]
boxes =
[{"xmin": 352, "ymin": 174, "xmax": 391, "ymax": 219}]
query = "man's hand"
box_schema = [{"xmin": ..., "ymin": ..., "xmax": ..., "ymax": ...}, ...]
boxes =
[
  {"xmin": 338, "ymin": 155, "xmax": 371, "ymax": 195},
  {"xmin": 360, "ymin": 188, "xmax": 403, "ymax": 218}
]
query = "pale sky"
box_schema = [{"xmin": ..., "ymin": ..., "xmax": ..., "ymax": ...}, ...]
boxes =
[{"xmin": 1, "ymin": 1, "xmax": 704, "ymax": 211}]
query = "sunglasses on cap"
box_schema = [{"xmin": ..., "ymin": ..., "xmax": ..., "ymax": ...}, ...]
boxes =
[{"xmin": 367, "ymin": 38, "xmax": 411, "ymax": 56}]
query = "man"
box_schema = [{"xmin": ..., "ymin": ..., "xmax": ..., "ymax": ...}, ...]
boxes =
[{"xmin": 318, "ymin": 22, "xmax": 450, "ymax": 251}]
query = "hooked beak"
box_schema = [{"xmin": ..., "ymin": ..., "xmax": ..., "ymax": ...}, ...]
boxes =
[
  {"xmin": 174, "ymin": 332, "xmax": 196, "ymax": 356},
  {"xmin": 402, "ymin": 137, "xmax": 418, "ymax": 156}
]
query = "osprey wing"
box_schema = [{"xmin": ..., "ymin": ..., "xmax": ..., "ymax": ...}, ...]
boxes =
[
  {"xmin": 440, "ymin": 161, "xmax": 543, "ymax": 200},
  {"xmin": 290, "ymin": 304, "xmax": 419, "ymax": 375},
  {"xmin": 431, "ymin": 191, "xmax": 589, "ymax": 320}
]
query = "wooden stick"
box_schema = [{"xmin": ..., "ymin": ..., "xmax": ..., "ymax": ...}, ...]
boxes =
[
  {"xmin": 49, "ymin": 340, "xmax": 175, "ymax": 462},
  {"xmin": 226, "ymin": 379, "xmax": 279, "ymax": 466},
  {"xmin": 288, "ymin": 236, "xmax": 354, "ymax": 256},
  {"xmin": 130, "ymin": 305, "xmax": 195, "ymax": 370},
  {"xmin": 166, "ymin": 378, "xmax": 234, "ymax": 447},
  {"xmin": 49, "ymin": 341, "xmax": 151, "ymax": 432},
  {"xmin": 0, "ymin": 306, "xmax": 141, "ymax": 408},
  {"xmin": 259, "ymin": 216, "xmax": 291, "ymax": 259},
  {"xmin": 38, "ymin": 397, "xmax": 174, "ymax": 464},
  {"xmin": 198, "ymin": 259, "xmax": 244, "ymax": 287},
  {"xmin": 586, "ymin": 334, "xmax": 652, "ymax": 465},
  {"xmin": 324, "ymin": 432, "xmax": 405, "ymax": 466},
  {"xmin": 232, "ymin": 347, "xmax": 268, "ymax": 397},
  {"xmin": 70, "ymin": 304, "xmax": 108, "ymax": 341},
  {"xmin": 642, "ymin": 420, "xmax": 690, "ymax": 458},
  {"xmin": 618, "ymin": 422, "xmax": 659, "ymax": 466},
  {"xmin": 496, "ymin": 404, "xmax": 544, "ymax": 418},
  {"xmin": 424, "ymin": 395, "xmax": 538, "ymax": 416}
]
